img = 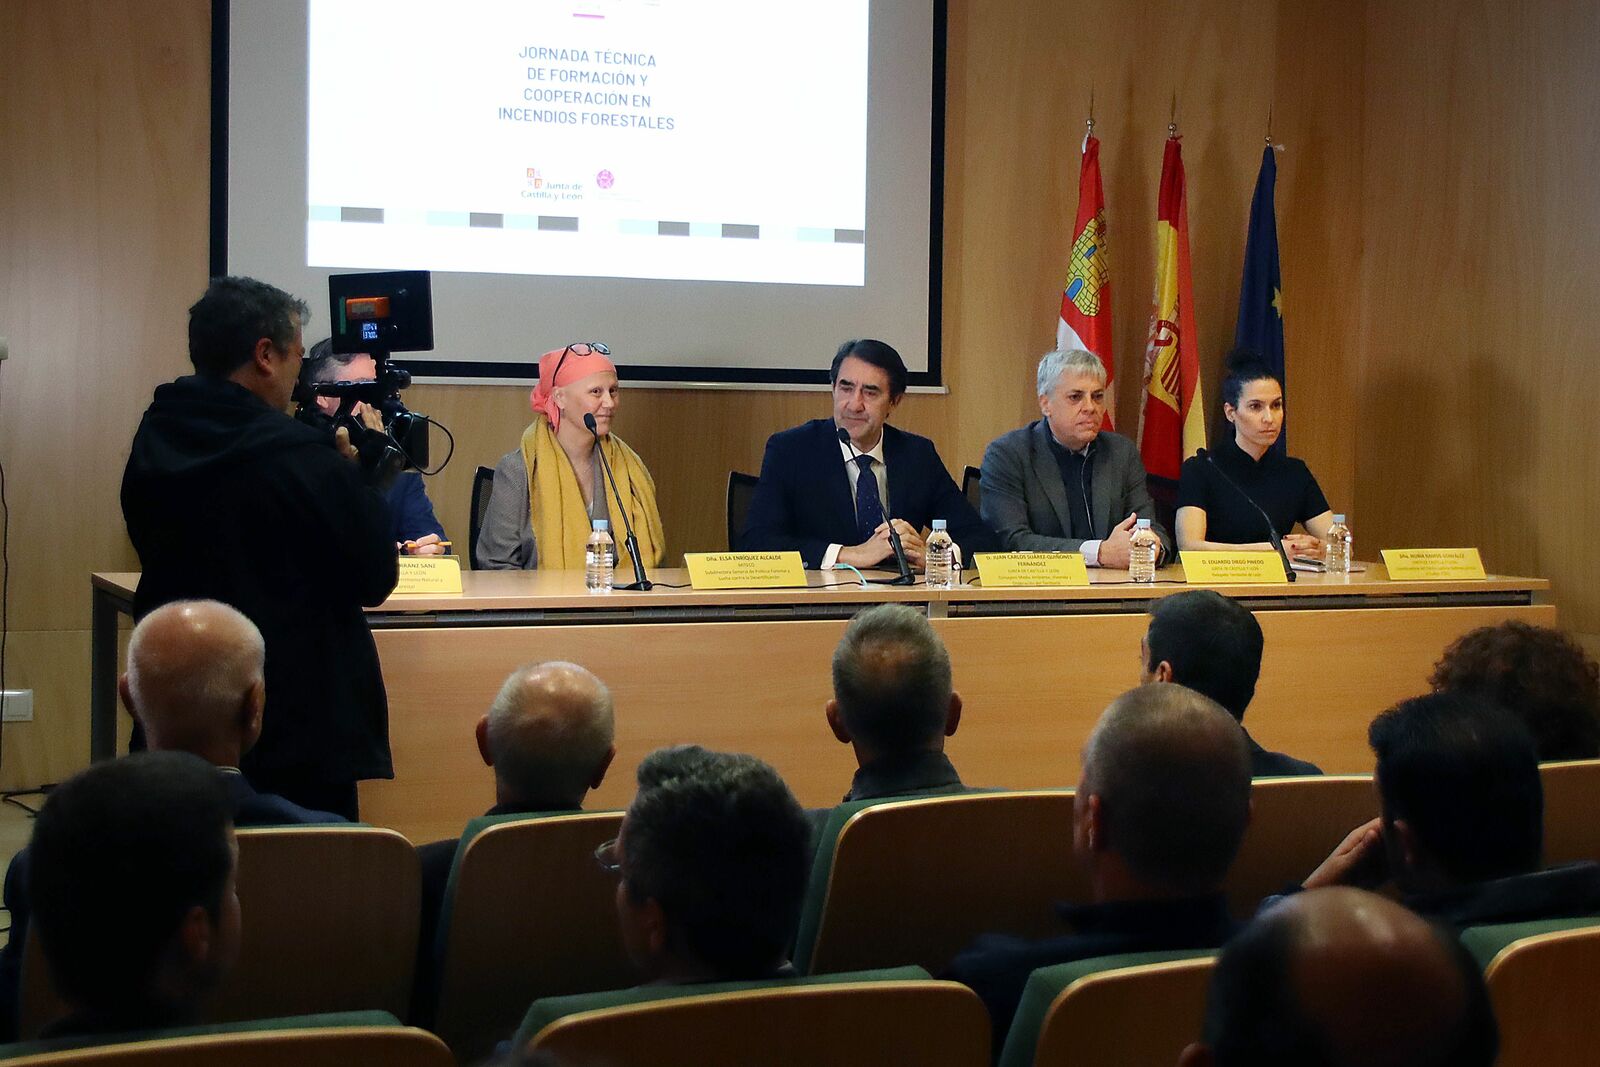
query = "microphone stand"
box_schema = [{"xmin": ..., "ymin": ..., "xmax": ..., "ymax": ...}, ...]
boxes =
[
  {"xmin": 1198, "ymin": 448, "xmax": 1296, "ymax": 582},
  {"xmin": 836, "ymin": 426, "xmax": 915, "ymax": 585},
  {"xmin": 584, "ymin": 413, "xmax": 653, "ymax": 591}
]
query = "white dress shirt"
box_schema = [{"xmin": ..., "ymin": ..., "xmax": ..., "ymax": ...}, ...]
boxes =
[{"xmin": 822, "ymin": 431, "xmax": 890, "ymax": 570}]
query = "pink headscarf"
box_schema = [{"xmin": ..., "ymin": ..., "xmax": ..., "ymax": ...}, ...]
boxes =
[{"xmin": 529, "ymin": 345, "xmax": 617, "ymax": 434}]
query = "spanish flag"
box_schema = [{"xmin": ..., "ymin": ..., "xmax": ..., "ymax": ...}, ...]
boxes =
[
  {"xmin": 1138, "ymin": 135, "xmax": 1206, "ymax": 495},
  {"xmin": 1057, "ymin": 134, "xmax": 1115, "ymax": 428}
]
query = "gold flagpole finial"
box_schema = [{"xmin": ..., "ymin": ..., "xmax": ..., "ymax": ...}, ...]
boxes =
[
  {"xmin": 1266, "ymin": 105, "xmax": 1273, "ymax": 145},
  {"xmin": 1086, "ymin": 87, "xmax": 1095, "ymax": 134},
  {"xmin": 1168, "ymin": 93, "xmax": 1178, "ymax": 137}
]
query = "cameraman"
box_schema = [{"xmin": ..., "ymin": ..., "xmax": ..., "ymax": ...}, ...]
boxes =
[
  {"xmin": 300, "ymin": 339, "xmax": 447, "ymax": 555},
  {"xmin": 121, "ymin": 276, "xmax": 398, "ymax": 819}
]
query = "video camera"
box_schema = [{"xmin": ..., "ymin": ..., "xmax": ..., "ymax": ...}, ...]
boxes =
[{"xmin": 294, "ymin": 270, "xmax": 447, "ymax": 487}]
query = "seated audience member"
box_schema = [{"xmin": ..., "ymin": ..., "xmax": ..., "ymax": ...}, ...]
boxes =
[
  {"xmin": 1180, "ymin": 887, "xmax": 1497, "ymax": 1067},
  {"xmin": 944, "ymin": 684, "xmax": 1251, "ymax": 1050},
  {"xmin": 27, "ymin": 752, "xmax": 241, "ymax": 1044},
  {"xmin": 980, "ymin": 347, "xmax": 1172, "ymax": 565},
  {"xmin": 0, "ymin": 601, "xmax": 339, "ymax": 1041},
  {"xmin": 477, "ymin": 343, "xmax": 664, "ymax": 573},
  {"xmin": 416, "ymin": 662, "xmax": 617, "ymax": 948},
  {"xmin": 827, "ymin": 604, "xmax": 968, "ymax": 802},
  {"xmin": 598, "ymin": 746, "xmax": 813, "ymax": 984},
  {"xmin": 1430, "ymin": 620, "xmax": 1600, "ymax": 761},
  {"xmin": 299, "ymin": 339, "xmax": 446, "ymax": 554},
  {"xmin": 1142, "ymin": 590, "xmax": 1321, "ymax": 777},
  {"xmin": 1298, "ymin": 691, "xmax": 1600, "ymax": 926}
]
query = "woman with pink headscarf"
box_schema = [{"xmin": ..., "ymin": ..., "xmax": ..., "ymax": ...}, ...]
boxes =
[{"xmin": 476, "ymin": 342, "xmax": 665, "ymax": 573}]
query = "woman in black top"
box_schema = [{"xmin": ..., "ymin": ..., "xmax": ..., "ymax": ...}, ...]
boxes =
[{"xmin": 1176, "ymin": 352, "xmax": 1335, "ymax": 556}]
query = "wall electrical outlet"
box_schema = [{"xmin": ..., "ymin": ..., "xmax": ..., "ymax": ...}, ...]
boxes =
[{"xmin": 1, "ymin": 690, "xmax": 34, "ymax": 722}]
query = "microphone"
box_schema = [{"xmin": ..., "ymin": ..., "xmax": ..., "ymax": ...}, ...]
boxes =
[
  {"xmin": 836, "ymin": 426, "xmax": 915, "ymax": 585},
  {"xmin": 584, "ymin": 412, "xmax": 653, "ymax": 591},
  {"xmin": 1196, "ymin": 448, "xmax": 1295, "ymax": 582}
]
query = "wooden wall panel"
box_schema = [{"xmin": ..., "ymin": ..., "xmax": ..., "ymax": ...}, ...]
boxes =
[{"xmin": 1358, "ymin": 0, "xmax": 1600, "ymax": 635}]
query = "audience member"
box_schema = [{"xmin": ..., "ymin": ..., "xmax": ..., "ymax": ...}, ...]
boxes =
[
  {"xmin": 27, "ymin": 752, "xmax": 240, "ymax": 1045},
  {"xmin": 1299, "ymin": 690, "xmax": 1600, "ymax": 925},
  {"xmin": 827, "ymin": 604, "xmax": 967, "ymax": 802},
  {"xmin": 599, "ymin": 745, "xmax": 813, "ymax": 984},
  {"xmin": 1142, "ymin": 590, "xmax": 1320, "ymax": 777},
  {"xmin": 1431, "ymin": 620, "xmax": 1600, "ymax": 761},
  {"xmin": 1178, "ymin": 887, "xmax": 1497, "ymax": 1067},
  {"xmin": 0, "ymin": 601, "xmax": 339, "ymax": 1041},
  {"xmin": 945, "ymin": 684, "xmax": 1251, "ymax": 1051},
  {"xmin": 415, "ymin": 662, "xmax": 616, "ymax": 1002}
]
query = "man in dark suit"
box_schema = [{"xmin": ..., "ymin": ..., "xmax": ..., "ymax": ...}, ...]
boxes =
[
  {"xmin": 1142, "ymin": 589, "xmax": 1321, "ymax": 778},
  {"xmin": 980, "ymin": 347, "xmax": 1172, "ymax": 565},
  {"xmin": 740, "ymin": 339, "xmax": 997, "ymax": 570}
]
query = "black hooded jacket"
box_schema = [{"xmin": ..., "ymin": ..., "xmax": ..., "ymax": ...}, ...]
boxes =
[{"xmin": 120, "ymin": 375, "xmax": 398, "ymax": 783}]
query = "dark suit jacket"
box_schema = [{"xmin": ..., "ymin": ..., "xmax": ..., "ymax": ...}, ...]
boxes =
[
  {"xmin": 740, "ymin": 419, "xmax": 998, "ymax": 568},
  {"xmin": 979, "ymin": 421, "xmax": 1173, "ymax": 557},
  {"xmin": 1245, "ymin": 733, "xmax": 1323, "ymax": 778}
]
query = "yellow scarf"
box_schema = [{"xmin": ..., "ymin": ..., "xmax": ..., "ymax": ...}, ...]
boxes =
[{"xmin": 519, "ymin": 419, "xmax": 666, "ymax": 574}]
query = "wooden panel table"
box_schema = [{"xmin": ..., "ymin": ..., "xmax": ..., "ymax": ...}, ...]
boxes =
[{"xmin": 91, "ymin": 567, "xmax": 1553, "ymax": 843}]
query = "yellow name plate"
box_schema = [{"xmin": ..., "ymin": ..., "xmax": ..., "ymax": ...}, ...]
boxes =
[
  {"xmin": 1381, "ymin": 548, "xmax": 1488, "ymax": 581},
  {"xmin": 393, "ymin": 555, "xmax": 464, "ymax": 595},
  {"xmin": 972, "ymin": 552, "xmax": 1090, "ymax": 587},
  {"xmin": 684, "ymin": 552, "xmax": 807, "ymax": 589},
  {"xmin": 1180, "ymin": 551, "xmax": 1289, "ymax": 584}
]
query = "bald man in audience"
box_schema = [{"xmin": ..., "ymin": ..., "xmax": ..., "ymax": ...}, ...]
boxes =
[
  {"xmin": 413, "ymin": 662, "xmax": 617, "ymax": 1014},
  {"xmin": 945, "ymin": 684, "xmax": 1252, "ymax": 1053},
  {"xmin": 0, "ymin": 600, "xmax": 340, "ymax": 1040},
  {"xmin": 1179, "ymin": 887, "xmax": 1498, "ymax": 1067}
]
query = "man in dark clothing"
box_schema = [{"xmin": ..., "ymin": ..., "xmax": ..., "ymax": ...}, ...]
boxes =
[
  {"xmin": 1297, "ymin": 691, "xmax": 1600, "ymax": 927},
  {"xmin": 1142, "ymin": 589, "xmax": 1322, "ymax": 778},
  {"xmin": 826, "ymin": 604, "xmax": 969, "ymax": 802},
  {"xmin": 120, "ymin": 276, "xmax": 397, "ymax": 818},
  {"xmin": 944, "ymin": 684, "xmax": 1252, "ymax": 1053}
]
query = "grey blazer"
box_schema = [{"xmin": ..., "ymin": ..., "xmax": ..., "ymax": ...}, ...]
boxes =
[{"xmin": 979, "ymin": 420, "xmax": 1174, "ymax": 557}]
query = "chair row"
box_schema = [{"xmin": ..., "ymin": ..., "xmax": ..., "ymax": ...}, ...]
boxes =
[{"xmin": 18, "ymin": 760, "xmax": 1600, "ymax": 1061}]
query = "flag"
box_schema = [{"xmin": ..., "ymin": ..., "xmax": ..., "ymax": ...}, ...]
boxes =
[
  {"xmin": 1138, "ymin": 135, "xmax": 1206, "ymax": 497},
  {"xmin": 1057, "ymin": 134, "xmax": 1115, "ymax": 427},
  {"xmin": 1233, "ymin": 145, "xmax": 1286, "ymax": 453}
]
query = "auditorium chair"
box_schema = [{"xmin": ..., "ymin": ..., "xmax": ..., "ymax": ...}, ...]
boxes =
[
  {"xmin": 1538, "ymin": 758, "xmax": 1600, "ymax": 865},
  {"xmin": 1223, "ymin": 775, "xmax": 1379, "ymax": 918},
  {"xmin": 430, "ymin": 810, "xmax": 628, "ymax": 1062},
  {"xmin": 520, "ymin": 973, "xmax": 987, "ymax": 1067},
  {"xmin": 1461, "ymin": 918, "xmax": 1600, "ymax": 1067},
  {"xmin": 997, "ymin": 951, "xmax": 1216, "ymax": 1067},
  {"xmin": 795, "ymin": 791, "xmax": 1083, "ymax": 975},
  {"xmin": 469, "ymin": 464, "xmax": 495, "ymax": 569},
  {"xmin": 725, "ymin": 470, "xmax": 759, "ymax": 549},
  {"xmin": 20, "ymin": 826, "xmax": 420, "ymax": 1039},
  {"xmin": 961, "ymin": 465, "xmax": 981, "ymax": 513},
  {"xmin": 0, "ymin": 1013, "xmax": 448, "ymax": 1066}
]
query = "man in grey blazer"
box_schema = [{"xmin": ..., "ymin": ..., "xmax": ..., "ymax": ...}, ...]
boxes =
[{"xmin": 980, "ymin": 348, "xmax": 1172, "ymax": 567}]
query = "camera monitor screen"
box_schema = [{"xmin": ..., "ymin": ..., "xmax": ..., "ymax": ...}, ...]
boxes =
[{"xmin": 328, "ymin": 270, "xmax": 435, "ymax": 354}]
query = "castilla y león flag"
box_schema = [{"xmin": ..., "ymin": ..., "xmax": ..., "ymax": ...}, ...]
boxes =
[
  {"xmin": 1138, "ymin": 135, "xmax": 1206, "ymax": 488},
  {"xmin": 1057, "ymin": 134, "xmax": 1115, "ymax": 428}
]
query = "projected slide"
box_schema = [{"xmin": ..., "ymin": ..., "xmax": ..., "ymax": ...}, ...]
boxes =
[{"xmin": 307, "ymin": 0, "xmax": 869, "ymax": 286}]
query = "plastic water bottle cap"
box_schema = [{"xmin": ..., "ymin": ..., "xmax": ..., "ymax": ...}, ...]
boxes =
[
  {"xmin": 1135, "ymin": 518, "xmax": 1151, "ymax": 529},
  {"xmin": 593, "ymin": 519, "xmax": 610, "ymax": 531},
  {"xmin": 1332, "ymin": 514, "xmax": 1346, "ymax": 524},
  {"xmin": 931, "ymin": 519, "xmax": 948, "ymax": 531}
]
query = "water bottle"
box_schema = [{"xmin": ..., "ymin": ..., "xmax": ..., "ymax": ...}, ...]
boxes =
[
  {"xmin": 925, "ymin": 519, "xmax": 955, "ymax": 589},
  {"xmin": 1129, "ymin": 518, "xmax": 1159, "ymax": 583},
  {"xmin": 585, "ymin": 519, "xmax": 614, "ymax": 593},
  {"xmin": 1325, "ymin": 514, "xmax": 1353, "ymax": 574}
]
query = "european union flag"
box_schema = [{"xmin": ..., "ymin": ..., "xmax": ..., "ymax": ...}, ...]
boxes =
[{"xmin": 1234, "ymin": 145, "xmax": 1285, "ymax": 453}]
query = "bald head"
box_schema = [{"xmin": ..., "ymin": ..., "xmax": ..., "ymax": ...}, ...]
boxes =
[
  {"xmin": 123, "ymin": 600, "xmax": 265, "ymax": 763},
  {"xmin": 1080, "ymin": 684, "xmax": 1251, "ymax": 895},
  {"xmin": 1192, "ymin": 888, "xmax": 1496, "ymax": 1067},
  {"xmin": 483, "ymin": 662, "xmax": 616, "ymax": 809}
]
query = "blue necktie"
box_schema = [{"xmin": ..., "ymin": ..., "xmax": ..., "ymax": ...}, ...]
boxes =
[{"xmin": 854, "ymin": 454, "xmax": 884, "ymax": 541}]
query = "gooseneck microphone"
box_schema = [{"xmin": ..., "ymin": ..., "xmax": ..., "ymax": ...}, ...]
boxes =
[
  {"xmin": 584, "ymin": 412, "xmax": 653, "ymax": 591},
  {"xmin": 837, "ymin": 426, "xmax": 915, "ymax": 585},
  {"xmin": 1196, "ymin": 448, "xmax": 1296, "ymax": 583}
]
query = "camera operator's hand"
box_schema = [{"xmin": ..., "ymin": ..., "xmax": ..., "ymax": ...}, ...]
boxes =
[
  {"xmin": 352, "ymin": 402, "xmax": 385, "ymax": 433},
  {"xmin": 334, "ymin": 426, "xmax": 360, "ymax": 464}
]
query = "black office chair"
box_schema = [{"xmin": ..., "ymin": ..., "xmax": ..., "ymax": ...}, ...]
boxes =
[
  {"xmin": 469, "ymin": 465, "xmax": 495, "ymax": 570},
  {"xmin": 726, "ymin": 471, "xmax": 760, "ymax": 550},
  {"xmin": 960, "ymin": 466, "xmax": 981, "ymax": 514}
]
